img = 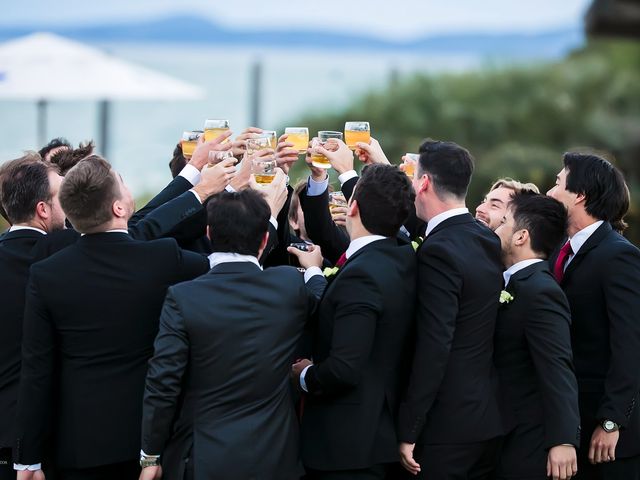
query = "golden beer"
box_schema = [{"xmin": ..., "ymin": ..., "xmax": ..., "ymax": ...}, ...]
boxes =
[
  {"xmin": 404, "ymin": 162, "xmax": 415, "ymax": 177},
  {"xmin": 254, "ymin": 173, "xmax": 275, "ymax": 185},
  {"xmin": 181, "ymin": 130, "xmax": 202, "ymax": 158},
  {"xmin": 203, "ymin": 119, "xmax": 230, "ymax": 142},
  {"xmin": 311, "ymin": 153, "xmax": 331, "ymax": 169},
  {"xmin": 285, "ymin": 127, "xmax": 309, "ymax": 153},
  {"xmin": 328, "ymin": 191, "xmax": 347, "ymax": 213},
  {"xmin": 344, "ymin": 121, "xmax": 370, "ymax": 149},
  {"xmin": 404, "ymin": 153, "xmax": 420, "ymax": 177},
  {"xmin": 262, "ymin": 131, "xmax": 278, "ymax": 149},
  {"xmin": 312, "ymin": 131, "xmax": 343, "ymax": 169},
  {"xmin": 247, "ymin": 137, "xmax": 271, "ymax": 155}
]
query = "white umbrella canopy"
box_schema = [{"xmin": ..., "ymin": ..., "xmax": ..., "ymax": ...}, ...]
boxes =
[
  {"xmin": 0, "ymin": 32, "xmax": 204, "ymax": 100},
  {"xmin": 0, "ymin": 32, "xmax": 205, "ymax": 155}
]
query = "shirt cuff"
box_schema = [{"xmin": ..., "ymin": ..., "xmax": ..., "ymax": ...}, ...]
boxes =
[
  {"xmin": 225, "ymin": 184, "xmax": 236, "ymax": 193},
  {"xmin": 304, "ymin": 266, "xmax": 323, "ymax": 283},
  {"xmin": 14, "ymin": 463, "xmax": 42, "ymax": 471},
  {"xmin": 189, "ymin": 189, "xmax": 203, "ymax": 204},
  {"xmin": 306, "ymin": 175, "xmax": 329, "ymax": 197},
  {"xmin": 179, "ymin": 164, "xmax": 201, "ymax": 186},
  {"xmin": 269, "ymin": 216, "xmax": 278, "ymax": 231},
  {"xmin": 300, "ymin": 365, "xmax": 312, "ymax": 392},
  {"xmin": 338, "ymin": 170, "xmax": 358, "ymax": 186},
  {"xmin": 141, "ymin": 450, "xmax": 160, "ymax": 458}
]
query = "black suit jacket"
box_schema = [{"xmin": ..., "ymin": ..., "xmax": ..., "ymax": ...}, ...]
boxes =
[
  {"xmin": 398, "ymin": 213, "xmax": 505, "ymax": 445},
  {"xmin": 495, "ymin": 261, "xmax": 580, "ymax": 477},
  {"xmin": 141, "ymin": 262, "xmax": 321, "ymax": 480},
  {"xmin": 13, "ymin": 233, "xmax": 209, "ymax": 468},
  {"xmin": 551, "ymin": 222, "xmax": 640, "ymax": 458},
  {"xmin": 301, "ymin": 237, "xmax": 417, "ymax": 470}
]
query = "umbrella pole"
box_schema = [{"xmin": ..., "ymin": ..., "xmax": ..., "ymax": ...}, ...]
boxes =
[
  {"xmin": 37, "ymin": 99, "xmax": 47, "ymax": 148},
  {"xmin": 98, "ymin": 100, "xmax": 110, "ymax": 160}
]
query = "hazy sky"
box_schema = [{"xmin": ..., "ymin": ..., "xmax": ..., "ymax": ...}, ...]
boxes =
[{"xmin": 3, "ymin": 0, "xmax": 592, "ymax": 40}]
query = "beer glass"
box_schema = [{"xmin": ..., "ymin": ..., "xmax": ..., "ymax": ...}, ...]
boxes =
[
  {"xmin": 403, "ymin": 153, "xmax": 420, "ymax": 178},
  {"xmin": 261, "ymin": 130, "xmax": 278, "ymax": 149},
  {"xmin": 181, "ymin": 130, "xmax": 202, "ymax": 158},
  {"xmin": 252, "ymin": 157, "xmax": 277, "ymax": 185},
  {"xmin": 207, "ymin": 150, "xmax": 235, "ymax": 167},
  {"xmin": 246, "ymin": 137, "xmax": 272, "ymax": 156},
  {"xmin": 344, "ymin": 121, "xmax": 370, "ymax": 150},
  {"xmin": 203, "ymin": 119, "xmax": 230, "ymax": 142},
  {"xmin": 328, "ymin": 191, "xmax": 347, "ymax": 213},
  {"xmin": 311, "ymin": 131, "xmax": 343, "ymax": 169},
  {"xmin": 284, "ymin": 127, "xmax": 309, "ymax": 154}
]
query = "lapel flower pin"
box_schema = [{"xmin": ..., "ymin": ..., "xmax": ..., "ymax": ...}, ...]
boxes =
[
  {"xmin": 323, "ymin": 266, "xmax": 340, "ymax": 278},
  {"xmin": 499, "ymin": 290, "xmax": 514, "ymax": 304},
  {"xmin": 411, "ymin": 236, "xmax": 424, "ymax": 252}
]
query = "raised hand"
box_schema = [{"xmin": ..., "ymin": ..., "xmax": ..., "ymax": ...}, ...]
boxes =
[
  {"xmin": 251, "ymin": 168, "xmax": 288, "ymax": 217},
  {"xmin": 190, "ymin": 130, "xmax": 234, "ymax": 170},
  {"xmin": 275, "ymin": 134, "xmax": 300, "ymax": 175},
  {"xmin": 314, "ymin": 139, "xmax": 354, "ymax": 175},
  {"xmin": 355, "ymin": 137, "xmax": 390, "ymax": 166},
  {"xmin": 192, "ymin": 158, "xmax": 237, "ymax": 201},
  {"xmin": 231, "ymin": 127, "xmax": 263, "ymax": 158}
]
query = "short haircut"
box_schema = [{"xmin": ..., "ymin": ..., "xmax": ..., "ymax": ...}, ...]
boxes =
[
  {"xmin": 351, "ymin": 164, "xmax": 415, "ymax": 237},
  {"xmin": 1, "ymin": 158, "xmax": 58, "ymax": 224},
  {"xmin": 490, "ymin": 177, "xmax": 540, "ymax": 195},
  {"xmin": 206, "ymin": 190, "xmax": 271, "ymax": 256},
  {"xmin": 0, "ymin": 153, "xmax": 45, "ymax": 222},
  {"xmin": 417, "ymin": 139, "xmax": 474, "ymax": 200},
  {"xmin": 38, "ymin": 137, "xmax": 71, "ymax": 159},
  {"xmin": 510, "ymin": 192, "xmax": 568, "ymax": 259},
  {"xmin": 169, "ymin": 143, "xmax": 187, "ymax": 179},
  {"xmin": 563, "ymin": 152, "xmax": 629, "ymax": 227},
  {"xmin": 59, "ymin": 155, "xmax": 120, "ymax": 233},
  {"xmin": 50, "ymin": 141, "xmax": 95, "ymax": 176}
]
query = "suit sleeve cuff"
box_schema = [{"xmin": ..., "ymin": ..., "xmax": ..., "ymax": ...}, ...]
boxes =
[
  {"xmin": 188, "ymin": 189, "xmax": 203, "ymax": 204},
  {"xmin": 14, "ymin": 463, "xmax": 42, "ymax": 471},
  {"xmin": 304, "ymin": 266, "xmax": 323, "ymax": 283},
  {"xmin": 338, "ymin": 170, "xmax": 358, "ymax": 186},
  {"xmin": 179, "ymin": 164, "xmax": 201, "ymax": 186},
  {"xmin": 306, "ymin": 175, "xmax": 329, "ymax": 196},
  {"xmin": 300, "ymin": 365, "xmax": 312, "ymax": 392}
]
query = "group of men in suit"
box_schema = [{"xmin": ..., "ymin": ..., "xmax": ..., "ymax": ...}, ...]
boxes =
[{"xmin": 0, "ymin": 128, "xmax": 638, "ymax": 480}]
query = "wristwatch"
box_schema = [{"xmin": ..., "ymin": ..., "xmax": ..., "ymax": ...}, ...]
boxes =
[
  {"xmin": 140, "ymin": 453, "xmax": 161, "ymax": 468},
  {"xmin": 601, "ymin": 419, "xmax": 620, "ymax": 433}
]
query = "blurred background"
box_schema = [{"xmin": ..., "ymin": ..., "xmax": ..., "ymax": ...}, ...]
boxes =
[{"xmin": 1, "ymin": 0, "xmax": 638, "ymax": 242}]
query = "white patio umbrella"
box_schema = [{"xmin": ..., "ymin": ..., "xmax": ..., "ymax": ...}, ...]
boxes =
[{"xmin": 0, "ymin": 32, "xmax": 205, "ymax": 157}]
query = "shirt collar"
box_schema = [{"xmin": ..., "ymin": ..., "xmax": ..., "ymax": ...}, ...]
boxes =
[
  {"xmin": 346, "ymin": 235, "xmax": 387, "ymax": 259},
  {"xmin": 8, "ymin": 225, "xmax": 47, "ymax": 235},
  {"xmin": 425, "ymin": 208, "xmax": 469, "ymax": 237},
  {"xmin": 106, "ymin": 229, "xmax": 129, "ymax": 234},
  {"xmin": 208, "ymin": 252, "xmax": 262, "ymax": 270},
  {"xmin": 503, "ymin": 258, "xmax": 544, "ymax": 287},
  {"xmin": 569, "ymin": 220, "xmax": 604, "ymax": 256}
]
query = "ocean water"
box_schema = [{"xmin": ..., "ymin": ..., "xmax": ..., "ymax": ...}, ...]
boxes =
[{"xmin": 0, "ymin": 43, "xmax": 485, "ymax": 195}]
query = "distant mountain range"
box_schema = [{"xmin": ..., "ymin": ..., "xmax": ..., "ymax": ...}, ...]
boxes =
[{"xmin": 0, "ymin": 15, "xmax": 584, "ymax": 58}]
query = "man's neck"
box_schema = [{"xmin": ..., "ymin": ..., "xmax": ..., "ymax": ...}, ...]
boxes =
[
  {"xmin": 348, "ymin": 224, "xmax": 373, "ymax": 242},
  {"xmin": 14, "ymin": 220, "xmax": 48, "ymax": 233},
  {"xmin": 568, "ymin": 210, "xmax": 600, "ymax": 237},
  {"xmin": 507, "ymin": 249, "xmax": 543, "ymax": 268},
  {"xmin": 425, "ymin": 202, "xmax": 466, "ymax": 223}
]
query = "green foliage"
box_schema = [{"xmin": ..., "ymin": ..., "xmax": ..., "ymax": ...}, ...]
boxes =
[{"xmin": 285, "ymin": 39, "xmax": 640, "ymax": 244}]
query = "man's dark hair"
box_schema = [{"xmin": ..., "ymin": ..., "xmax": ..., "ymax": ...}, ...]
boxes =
[
  {"xmin": 417, "ymin": 139, "xmax": 474, "ymax": 200},
  {"xmin": 50, "ymin": 141, "xmax": 95, "ymax": 176},
  {"xmin": 206, "ymin": 190, "xmax": 271, "ymax": 256},
  {"xmin": 351, "ymin": 164, "xmax": 415, "ymax": 237},
  {"xmin": 1, "ymin": 159, "xmax": 57, "ymax": 224},
  {"xmin": 0, "ymin": 153, "xmax": 45, "ymax": 222},
  {"xmin": 563, "ymin": 152, "xmax": 630, "ymax": 230},
  {"xmin": 59, "ymin": 155, "xmax": 119, "ymax": 233},
  {"xmin": 169, "ymin": 143, "xmax": 187, "ymax": 179},
  {"xmin": 510, "ymin": 192, "xmax": 568, "ymax": 259},
  {"xmin": 38, "ymin": 137, "xmax": 71, "ymax": 159}
]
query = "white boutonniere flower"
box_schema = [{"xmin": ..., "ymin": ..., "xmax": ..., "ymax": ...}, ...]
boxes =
[
  {"xmin": 411, "ymin": 236, "xmax": 424, "ymax": 252},
  {"xmin": 499, "ymin": 290, "xmax": 514, "ymax": 304},
  {"xmin": 323, "ymin": 266, "xmax": 340, "ymax": 278}
]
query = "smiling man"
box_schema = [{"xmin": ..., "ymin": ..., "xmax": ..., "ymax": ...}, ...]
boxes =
[{"xmin": 475, "ymin": 178, "xmax": 539, "ymax": 231}]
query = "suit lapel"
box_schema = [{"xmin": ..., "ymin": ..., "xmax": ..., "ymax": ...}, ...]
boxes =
[{"xmin": 562, "ymin": 222, "xmax": 611, "ymax": 284}]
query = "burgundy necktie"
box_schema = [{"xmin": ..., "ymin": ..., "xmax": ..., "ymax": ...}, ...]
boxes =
[
  {"xmin": 335, "ymin": 252, "xmax": 347, "ymax": 268},
  {"xmin": 554, "ymin": 241, "xmax": 573, "ymax": 283}
]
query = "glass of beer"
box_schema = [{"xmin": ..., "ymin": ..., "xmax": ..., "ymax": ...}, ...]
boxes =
[
  {"xmin": 203, "ymin": 119, "xmax": 230, "ymax": 142},
  {"xmin": 344, "ymin": 121, "xmax": 370, "ymax": 150},
  {"xmin": 285, "ymin": 127, "xmax": 309, "ymax": 154},
  {"xmin": 207, "ymin": 150, "xmax": 235, "ymax": 167},
  {"xmin": 403, "ymin": 153, "xmax": 420, "ymax": 178},
  {"xmin": 246, "ymin": 137, "xmax": 272, "ymax": 156},
  {"xmin": 181, "ymin": 130, "xmax": 202, "ymax": 158},
  {"xmin": 252, "ymin": 157, "xmax": 277, "ymax": 185},
  {"xmin": 328, "ymin": 191, "xmax": 348, "ymax": 213},
  {"xmin": 311, "ymin": 131, "xmax": 343, "ymax": 169},
  {"xmin": 261, "ymin": 130, "xmax": 278, "ymax": 149}
]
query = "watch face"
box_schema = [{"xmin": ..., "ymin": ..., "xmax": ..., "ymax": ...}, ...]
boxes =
[{"xmin": 604, "ymin": 420, "xmax": 615, "ymax": 431}]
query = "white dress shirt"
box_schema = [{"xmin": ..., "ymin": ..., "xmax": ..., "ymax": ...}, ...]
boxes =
[
  {"xmin": 208, "ymin": 252, "xmax": 262, "ymax": 270},
  {"xmin": 424, "ymin": 207, "xmax": 469, "ymax": 237},
  {"xmin": 503, "ymin": 258, "xmax": 544, "ymax": 287},
  {"xmin": 566, "ymin": 220, "xmax": 604, "ymax": 269},
  {"xmin": 300, "ymin": 234, "xmax": 387, "ymax": 392},
  {"xmin": 305, "ymin": 169, "xmax": 357, "ymax": 198},
  {"xmin": 8, "ymin": 225, "xmax": 47, "ymax": 235}
]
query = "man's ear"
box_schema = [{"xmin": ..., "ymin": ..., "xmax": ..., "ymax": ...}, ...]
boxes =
[
  {"xmin": 514, "ymin": 228, "xmax": 529, "ymax": 247},
  {"xmin": 206, "ymin": 225, "xmax": 212, "ymax": 242},
  {"xmin": 348, "ymin": 199, "xmax": 359, "ymax": 217},
  {"xmin": 574, "ymin": 192, "xmax": 586, "ymax": 206},
  {"xmin": 418, "ymin": 174, "xmax": 431, "ymax": 194},
  {"xmin": 35, "ymin": 201, "xmax": 50, "ymax": 221},
  {"xmin": 112, "ymin": 199, "xmax": 127, "ymax": 219}
]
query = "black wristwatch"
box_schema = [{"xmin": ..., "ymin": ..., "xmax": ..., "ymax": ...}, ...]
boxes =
[{"xmin": 601, "ymin": 419, "xmax": 620, "ymax": 433}]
